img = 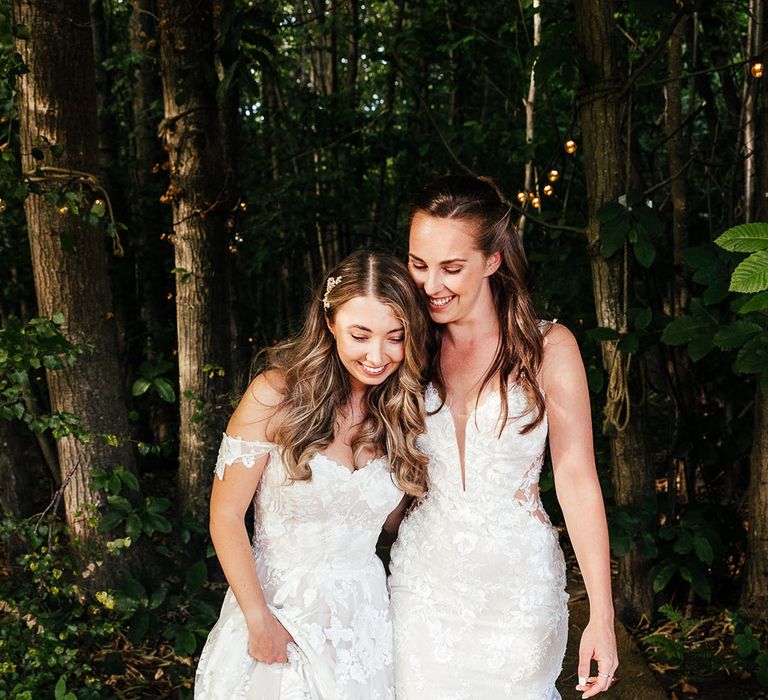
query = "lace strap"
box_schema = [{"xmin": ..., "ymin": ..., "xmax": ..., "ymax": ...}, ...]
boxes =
[{"xmin": 214, "ymin": 432, "xmax": 277, "ymax": 480}]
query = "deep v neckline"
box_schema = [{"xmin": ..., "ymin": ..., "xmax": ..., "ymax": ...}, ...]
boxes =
[{"xmin": 429, "ymin": 383, "xmax": 498, "ymax": 492}]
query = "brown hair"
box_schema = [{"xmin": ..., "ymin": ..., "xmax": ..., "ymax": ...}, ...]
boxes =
[
  {"xmin": 410, "ymin": 175, "xmax": 546, "ymax": 433},
  {"xmin": 262, "ymin": 249, "xmax": 429, "ymax": 496}
]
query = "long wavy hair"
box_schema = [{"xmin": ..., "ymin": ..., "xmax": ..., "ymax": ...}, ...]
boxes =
[
  {"xmin": 259, "ymin": 249, "xmax": 429, "ymax": 496},
  {"xmin": 410, "ymin": 175, "xmax": 546, "ymax": 434}
]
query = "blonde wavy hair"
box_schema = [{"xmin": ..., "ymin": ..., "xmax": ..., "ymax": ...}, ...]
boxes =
[
  {"xmin": 259, "ymin": 249, "xmax": 430, "ymax": 497},
  {"xmin": 410, "ymin": 175, "xmax": 546, "ymax": 434}
]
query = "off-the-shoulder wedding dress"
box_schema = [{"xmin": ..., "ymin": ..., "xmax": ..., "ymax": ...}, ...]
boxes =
[{"xmin": 195, "ymin": 435, "xmax": 402, "ymax": 700}]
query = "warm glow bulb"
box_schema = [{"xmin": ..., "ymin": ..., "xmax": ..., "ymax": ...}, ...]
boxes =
[
  {"xmin": 752, "ymin": 62, "xmax": 765, "ymax": 78},
  {"xmin": 565, "ymin": 139, "xmax": 577, "ymax": 154},
  {"xmin": 528, "ymin": 192, "xmax": 536, "ymax": 201},
  {"xmin": 543, "ymin": 184, "xmax": 553, "ymax": 196},
  {"xmin": 532, "ymin": 196, "xmax": 541, "ymax": 209},
  {"xmin": 0, "ymin": 198, "xmax": 6, "ymax": 213},
  {"xmin": 58, "ymin": 206, "xmax": 69, "ymax": 215},
  {"xmin": 517, "ymin": 191, "xmax": 526, "ymax": 203},
  {"xmin": 239, "ymin": 202, "xmax": 247, "ymax": 211},
  {"xmin": 548, "ymin": 169, "xmax": 560, "ymax": 182},
  {"xmin": 94, "ymin": 198, "xmax": 105, "ymax": 207}
]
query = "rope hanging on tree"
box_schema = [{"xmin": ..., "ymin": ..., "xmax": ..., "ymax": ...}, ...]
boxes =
[
  {"xmin": 23, "ymin": 166, "xmax": 124, "ymax": 257},
  {"xmin": 602, "ymin": 241, "xmax": 632, "ymax": 434}
]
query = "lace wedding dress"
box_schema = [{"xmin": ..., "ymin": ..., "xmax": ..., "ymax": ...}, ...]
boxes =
[
  {"xmin": 195, "ymin": 435, "xmax": 402, "ymax": 700},
  {"xmin": 389, "ymin": 378, "xmax": 569, "ymax": 699}
]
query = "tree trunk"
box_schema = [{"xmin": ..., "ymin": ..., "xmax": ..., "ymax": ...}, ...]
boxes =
[
  {"xmin": 13, "ymin": 0, "xmax": 140, "ymax": 544},
  {"xmin": 573, "ymin": 0, "xmax": 655, "ymax": 623},
  {"xmin": 0, "ymin": 419, "xmax": 36, "ymax": 518},
  {"xmin": 157, "ymin": 0, "xmax": 232, "ymax": 521},
  {"xmin": 742, "ymin": 4, "xmax": 768, "ymax": 616}
]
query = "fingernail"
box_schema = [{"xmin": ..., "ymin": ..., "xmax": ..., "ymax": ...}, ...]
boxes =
[{"xmin": 579, "ymin": 677, "xmax": 587, "ymax": 686}]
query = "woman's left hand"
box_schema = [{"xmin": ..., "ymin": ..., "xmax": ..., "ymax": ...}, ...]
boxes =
[{"xmin": 574, "ymin": 618, "xmax": 618, "ymax": 697}]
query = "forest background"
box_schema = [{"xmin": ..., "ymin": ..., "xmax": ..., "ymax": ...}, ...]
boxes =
[{"xmin": 1, "ymin": 0, "xmax": 768, "ymax": 698}]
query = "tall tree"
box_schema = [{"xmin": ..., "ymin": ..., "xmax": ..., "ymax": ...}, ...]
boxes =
[
  {"xmin": 13, "ymin": 0, "xmax": 140, "ymax": 544},
  {"xmin": 742, "ymin": 0, "xmax": 768, "ymax": 618},
  {"xmin": 157, "ymin": 0, "xmax": 232, "ymax": 521},
  {"xmin": 573, "ymin": 0, "xmax": 655, "ymax": 622}
]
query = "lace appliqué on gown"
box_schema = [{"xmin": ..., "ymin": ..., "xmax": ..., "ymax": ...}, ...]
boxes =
[
  {"xmin": 389, "ymin": 325, "xmax": 568, "ymax": 700},
  {"xmin": 196, "ymin": 434, "xmax": 401, "ymax": 700}
]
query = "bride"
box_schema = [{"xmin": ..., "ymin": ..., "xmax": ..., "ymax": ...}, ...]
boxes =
[
  {"xmin": 389, "ymin": 176, "xmax": 619, "ymax": 699},
  {"xmin": 195, "ymin": 250, "xmax": 428, "ymax": 699}
]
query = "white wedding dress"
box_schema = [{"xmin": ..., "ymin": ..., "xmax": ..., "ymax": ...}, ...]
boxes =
[
  {"xmin": 195, "ymin": 435, "xmax": 402, "ymax": 700},
  {"xmin": 389, "ymin": 378, "xmax": 569, "ymax": 699}
]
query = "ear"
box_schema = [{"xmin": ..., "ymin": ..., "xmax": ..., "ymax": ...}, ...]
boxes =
[
  {"xmin": 326, "ymin": 317, "xmax": 335, "ymax": 337},
  {"xmin": 484, "ymin": 251, "xmax": 502, "ymax": 277}
]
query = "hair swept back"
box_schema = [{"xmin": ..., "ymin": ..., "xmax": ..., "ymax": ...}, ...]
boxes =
[
  {"xmin": 256, "ymin": 249, "xmax": 430, "ymax": 497},
  {"xmin": 410, "ymin": 175, "xmax": 546, "ymax": 434}
]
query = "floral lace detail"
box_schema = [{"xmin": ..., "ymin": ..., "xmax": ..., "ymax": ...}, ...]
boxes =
[
  {"xmin": 214, "ymin": 432, "xmax": 277, "ymax": 480},
  {"xmin": 390, "ymin": 332, "xmax": 568, "ymax": 699},
  {"xmin": 197, "ymin": 437, "xmax": 401, "ymax": 699}
]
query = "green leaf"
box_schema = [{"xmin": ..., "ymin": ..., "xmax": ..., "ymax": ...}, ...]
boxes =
[
  {"xmin": 119, "ymin": 470, "xmax": 140, "ymax": 492},
  {"xmin": 52, "ymin": 311, "xmax": 65, "ymax": 325},
  {"xmin": 735, "ymin": 334, "xmax": 768, "ymax": 374},
  {"xmin": 176, "ymin": 629, "xmax": 197, "ymax": 656},
  {"xmin": 98, "ymin": 511, "xmax": 124, "ymax": 532},
  {"xmin": 106, "ymin": 494, "xmax": 132, "ymax": 515},
  {"xmin": 632, "ymin": 227, "xmax": 656, "ymax": 268},
  {"xmin": 125, "ymin": 513, "xmax": 142, "ymax": 540},
  {"xmin": 715, "ymin": 222, "xmax": 768, "ymax": 252},
  {"xmin": 186, "ymin": 560, "xmax": 207, "ymax": 593},
  {"xmin": 132, "ymin": 377, "xmax": 152, "ymax": 396},
  {"xmin": 731, "ymin": 250, "xmax": 768, "ymax": 293},
  {"xmin": 600, "ymin": 215, "xmax": 630, "ymax": 258},
  {"xmin": 54, "ymin": 675, "xmax": 66, "ymax": 700},
  {"xmin": 586, "ymin": 327, "xmax": 621, "ymax": 341},
  {"xmin": 610, "ymin": 530, "xmax": 631, "ymax": 557},
  {"xmin": 713, "ymin": 321, "xmax": 762, "ymax": 350},
  {"xmin": 153, "ymin": 377, "xmax": 176, "ymax": 403},
  {"xmin": 688, "ymin": 336, "xmax": 714, "ymax": 362},
  {"xmin": 739, "ymin": 291, "xmax": 768, "ymax": 313},
  {"xmin": 632, "ymin": 307, "xmax": 652, "ymax": 330},
  {"xmin": 661, "ymin": 316, "xmax": 714, "ymax": 346},
  {"xmin": 596, "ymin": 202, "xmax": 626, "ymax": 223},
  {"xmin": 703, "ymin": 278, "xmax": 730, "ymax": 306},
  {"xmin": 652, "ymin": 562, "xmax": 677, "ymax": 593},
  {"xmin": 618, "ymin": 333, "xmax": 640, "ymax": 354},
  {"xmin": 13, "ymin": 24, "xmax": 31, "ymax": 40},
  {"xmin": 586, "ymin": 366, "xmax": 604, "ymax": 394},
  {"xmin": 693, "ymin": 536, "xmax": 714, "ymax": 565}
]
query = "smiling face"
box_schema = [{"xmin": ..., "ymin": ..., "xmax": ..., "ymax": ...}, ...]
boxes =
[
  {"xmin": 408, "ymin": 212, "xmax": 500, "ymax": 324},
  {"xmin": 328, "ymin": 295, "xmax": 406, "ymax": 392}
]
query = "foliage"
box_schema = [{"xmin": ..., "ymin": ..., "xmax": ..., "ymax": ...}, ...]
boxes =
[{"xmin": 0, "ymin": 314, "xmax": 86, "ymax": 439}]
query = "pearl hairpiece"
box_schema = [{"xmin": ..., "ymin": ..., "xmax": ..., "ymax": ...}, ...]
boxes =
[{"xmin": 323, "ymin": 275, "xmax": 342, "ymax": 310}]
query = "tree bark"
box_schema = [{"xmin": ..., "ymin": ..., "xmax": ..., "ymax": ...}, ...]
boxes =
[
  {"xmin": 742, "ymin": 3, "xmax": 768, "ymax": 616},
  {"xmin": 573, "ymin": 0, "xmax": 655, "ymax": 623},
  {"xmin": 13, "ymin": 0, "xmax": 140, "ymax": 544},
  {"xmin": 157, "ymin": 0, "xmax": 232, "ymax": 521}
]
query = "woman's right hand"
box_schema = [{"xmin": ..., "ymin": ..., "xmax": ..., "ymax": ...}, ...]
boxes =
[{"xmin": 247, "ymin": 612, "xmax": 295, "ymax": 664}]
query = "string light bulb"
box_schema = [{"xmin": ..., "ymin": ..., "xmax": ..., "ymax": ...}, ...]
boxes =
[
  {"xmin": 543, "ymin": 184, "xmax": 553, "ymax": 196},
  {"xmin": 239, "ymin": 201, "xmax": 247, "ymax": 212},
  {"xmin": 516, "ymin": 191, "xmax": 526, "ymax": 203},
  {"xmin": 528, "ymin": 192, "xmax": 536, "ymax": 201},
  {"xmin": 0, "ymin": 198, "xmax": 6, "ymax": 213},
  {"xmin": 752, "ymin": 62, "xmax": 765, "ymax": 78},
  {"xmin": 564, "ymin": 139, "xmax": 577, "ymax": 155},
  {"xmin": 532, "ymin": 196, "xmax": 541, "ymax": 209},
  {"xmin": 93, "ymin": 198, "xmax": 104, "ymax": 207},
  {"xmin": 548, "ymin": 169, "xmax": 560, "ymax": 182},
  {"xmin": 58, "ymin": 206, "xmax": 69, "ymax": 215}
]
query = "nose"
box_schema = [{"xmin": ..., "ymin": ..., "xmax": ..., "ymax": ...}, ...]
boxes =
[
  {"xmin": 366, "ymin": 340, "xmax": 385, "ymax": 365},
  {"xmin": 424, "ymin": 270, "xmax": 443, "ymax": 296}
]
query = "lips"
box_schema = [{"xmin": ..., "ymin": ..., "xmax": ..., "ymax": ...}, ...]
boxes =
[
  {"xmin": 359, "ymin": 362, "xmax": 388, "ymax": 376},
  {"xmin": 427, "ymin": 294, "xmax": 455, "ymax": 309}
]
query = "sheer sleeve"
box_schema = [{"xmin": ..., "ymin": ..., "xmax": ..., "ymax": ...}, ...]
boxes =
[{"xmin": 214, "ymin": 432, "xmax": 277, "ymax": 480}]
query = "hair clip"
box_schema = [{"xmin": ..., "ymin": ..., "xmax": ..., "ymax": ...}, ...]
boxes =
[{"xmin": 322, "ymin": 276, "xmax": 342, "ymax": 310}]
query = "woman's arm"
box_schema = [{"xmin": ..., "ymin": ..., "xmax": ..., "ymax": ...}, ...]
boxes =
[
  {"xmin": 209, "ymin": 370, "xmax": 294, "ymax": 663},
  {"xmin": 383, "ymin": 494, "xmax": 411, "ymax": 535},
  {"xmin": 540, "ymin": 324, "xmax": 618, "ymax": 698}
]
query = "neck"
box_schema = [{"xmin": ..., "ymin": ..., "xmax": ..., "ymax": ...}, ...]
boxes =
[{"xmin": 443, "ymin": 284, "xmax": 500, "ymax": 348}]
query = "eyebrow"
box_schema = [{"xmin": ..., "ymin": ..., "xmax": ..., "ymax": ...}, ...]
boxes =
[
  {"xmin": 349, "ymin": 324, "xmax": 404, "ymax": 334},
  {"xmin": 408, "ymin": 253, "xmax": 467, "ymax": 264}
]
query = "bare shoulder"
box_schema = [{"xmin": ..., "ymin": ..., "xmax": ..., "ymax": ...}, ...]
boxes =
[
  {"xmin": 227, "ymin": 369, "xmax": 287, "ymax": 441},
  {"xmin": 540, "ymin": 323, "xmax": 586, "ymax": 394}
]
